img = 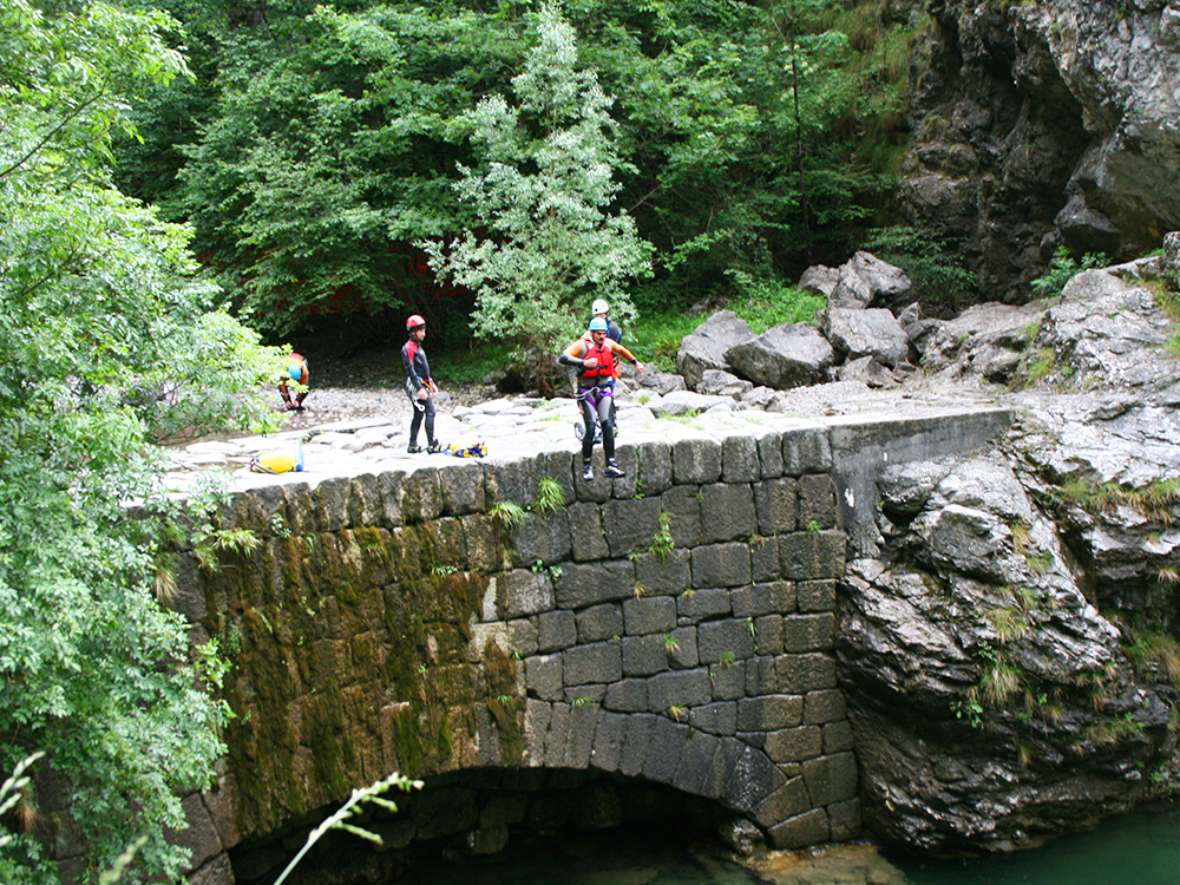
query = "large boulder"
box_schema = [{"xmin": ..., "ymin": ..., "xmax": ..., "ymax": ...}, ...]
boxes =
[
  {"xmin": 631, "ymin": 369, "xmax": 686, "ymax": 396},
  {"xmin": 840, "ymin": 451, "xmax": 1171, "ymax": 854},
  {"xmin": 676, "ymin": 311, "xmax": 754, "ymax": 389},
  {"xmin": 725, "ymin": 323, "xmax": 835, "ymax": 389},
  {"xmin": 647, "ymin": 389, "xmax": 736, "ymax": 417},
  {"xmin": 830, "ymin": 252, "xmax": 912, "ymax": 310},
  {"xmin": 824, "ymin": 308, "xmax": 910, "ymax": 368},
  {"xmin": 695, "ymin": 369, "xmax": 753, "ymax": 398},
  {"xmin": 798, "ymin": 265, "xmax": 840, "ymax": 298},
  {"xmin": 919, "ymin": 302, "xmax": 1046, "ymax": 382}
]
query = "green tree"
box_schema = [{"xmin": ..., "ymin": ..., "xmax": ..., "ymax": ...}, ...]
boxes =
[
  {"xmin": 0, "ymin": 2, "xmax": 283, "ymax": 880},
  {"xmin": 422, "ymin": 2, "xmax": 652, "ymax": 384}
]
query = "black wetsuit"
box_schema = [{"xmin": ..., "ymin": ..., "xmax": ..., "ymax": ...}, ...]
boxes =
[{"xmin": 401, "ymin": 338, "xmax": 435, "ymax": 447}]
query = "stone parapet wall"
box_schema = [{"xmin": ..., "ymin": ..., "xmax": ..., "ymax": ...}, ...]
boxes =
[{"xmin": 175, "ymin": 424, "xmax": 857, "ymax": 881}]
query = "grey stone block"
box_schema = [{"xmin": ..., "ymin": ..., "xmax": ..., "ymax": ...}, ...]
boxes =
[
  {"xmin": 803, "ymin": 752, "xmax": 858, "ymax": 805},
  {"xmin": 755, "ymin": 477, "xmax": 798, "ymax": 535},
  {"xmin": 731, "ymin": 581, "xmax": 795, "ymax": 618},
  {"xmin": 698, "ymin": 619, "xmax": 756, "ymax": 663},
  {"xmin": 755, "ymin": 615, "xmax": 784, "ymax": 654},
  {"xmin": 495, "ymin": 570, "xmax": 554, "ymax": 619},
  {"xmin": 624, "ymin": 596, "xmax": 677, "ymax": 635},
  {"xmin": 723, "ymin": 741, "xmax": 782, "ymax": 813},
  {"xmin": 750, "ymin": 536, "xmax": 780, "ymax": 581},
  {"xmin": 576, "ymin": 603, "xmax": 623, "ymax": 643},
  {"xmin": 673, "ymin": 437, "xmax": 722, "ymax": 485},
  {"xmin": 768, "ymin": 808, "xmax": 829, "ymax": 850},
  {"xmin": 668, "ymin": 626, "xmax": 699, "ymax": 669},
  {"xmin": 524, "ymin": 699, "xmax": 551, "ymax": 765},
  {"xmin": 753, "ymin": 776, "xmax": 810, "ymax": 828},
  {"xmin": 414, "ymin": 786, "xmax": 478, "ymax": 839},
  {"xmin": 608, "ymin": 445, "xmax": 639, "ymax": 500},
  {"xmin": 737, "ymin": 695, "xmax": 803, "ymax": 731},
  {"xmin": 782, "ymin": 428, "xmax": 832, "ymax": 476},
  {"xmin": 797, "ymin": 580, "xmax": 836, "ymax": 612},
  {"xmin": 722, "ymin": 437, "xmax": 761, "ymax": 483},
  {"xmin": 674, "ymin": 731, "xmax": 722, "ymax": 796},
  {"xmin": 604, "ymin": 679, "xmax": 649, "ymax": 712},
  {"xmin": 633, "ymin": 548, "xmax": 691, "ymax": 596},
  {"xmin": 537, "ymin": 451, "xmax": 576, "ymax": 513},
  {"xmin": 590, "ymin": 711, "xmax": 627, "ymax": 772},
  {"xmin": 660, "ymin": 486, "xmax": 703, "ymax": 548},
  {"xmin": 797, "ymin": 474, "xmax": 838, "ymax": 531},
  {"xmin": 573, "ymin": 451, "xmax": 611, "ymax": 503},
  {"xmin": 690, "ymin": 702, "xmax": 737, "ymax": 736},
  {"xmin": 376, "ymin": 470, "xmax": 405, "ymax": 529},
  {"xmin": 314, "ymin": 476, "xmax": 352, "ymax": 531},
  {"xmin": 643, "ymin": 716, "xmax": 689, "ymax": 785},
  {"xmin": 745, "ymin": 656, "xmax": 779, "ymax": 694},
  {"xmin": 512, "ymin": 511, "xmax": 572, "ymax": 567},
  {"xmin": 563, "ymin": 642, "xmax": 622, "ymax": 685},
  {"xmin": 481, "ymin": 793, "xmax": 528, "ymax": 828},
  {"xmin": 765, "ymin": 726, "xmax": 823, "ymax": 763},
  {"xmin": 555, "ymin": 560, "xmax": 635, "ymax": 609},
  {"xmin": 804, "ymin": 689, "xmax": 846, "ymax": 725},
  {"xmin": 348, "ymin": 473, "xmax": 382, "ymax": 528},
  {"xmin": 438, "ymin": 461, "xmax": 485, "ymax": 516},
  {"xmin": 619, "ymin": 714, "xmax": 657, "ymax": 777},
  {"xmin": 824, "ymin": 720, "xmax": 855, "ymax": 753},
  {"xmin": 756, "ymin": 431, "xmax": 784, "ymax": 479},
  {"xmin": 699, "ymin": 484, "xmax": 757, "ymax": 543},
  {"xmin": 537, "ymin": 610, "xmax": 576, "ymax": 652},
  {"xmin": 564, "ymin": 702, "xmax": 600, "ymax": 768},
  {"xmin": 508, "ymin": 618, "xmax": 539, "ymax": 657},
  {"xmin": 544, "ymin": 703, "xmax": 571, "ymax": 768},
  {"xmin": 678, "ymin": 587, "xmax": 731, "ymax": 622},
  {"xmin": 568, "ymin": 503, "xmax": 610, "ymax": 562},
  {"xmin": 648, "ymin": 668, "xmax": 712, "ymax": 711},
  {"xmin": 783, "ymin": 613, "xmax": 835, "ymax": 653},
  {"xmin": 828, "ymin": 798, "xmax": 861, "ymax": 841},
  {"xmin": 461, "ymin": 514, "xmax": 505, "ymax": 573},
  {"xmin": 709, "ymin": 661, "xmax": 745, "ymax": 700},
  {"xmin": 622, "ymin": 634, "xmax": 668, "ymax": 677},
  {"xmin": 487, "ymin": 459, "xmax": 537, "ymax": 509},
  {"xmin": 637, "ymin": 441, "xmax": 673, "ymax": 495},
  {"xmin": 779, "ymin": 531, "xmax": 846, "ymax": 581},
  {"xmin": 776, "ymin": 654, "xmax": 838, "ymax": 691},
  {"xmin": 603, "ymin": 497, "xmax": 663, "ymax": 557},
  {"xmin": 526, "ymin": 655, "xmax": 563, "ymax": 701},
  {"xmin": 692, "ymin": 544, "xmax": 751, "ymax": 588}
]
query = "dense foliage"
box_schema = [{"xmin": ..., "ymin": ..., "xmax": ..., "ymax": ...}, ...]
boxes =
[
  {"xmin": 423, "ymin": 3, "xmax": 651, "ymax": 372},
  {"xmin": 116, "ymin": 0, "xmax": 928, "ymax": 342},
  {"xmin": 0, "ymin": 2, "xmax": 283, "ymax": 880}
]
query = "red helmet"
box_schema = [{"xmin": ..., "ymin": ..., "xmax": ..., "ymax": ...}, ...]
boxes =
[{"xmin": 406, "ymin": 314, "xmax": 426, "ymax": 332}]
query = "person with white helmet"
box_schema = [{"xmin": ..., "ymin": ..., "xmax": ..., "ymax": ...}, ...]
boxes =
[
  {"xmin": 402, "ymin": 314, "xmax": 442, "ymax": 454},
  {"xmin": 559, "ymin": 316, "xmax": 644, "ymax": 480},
  {"xmin": 590, "ymin": 298, "xmax": 622, "ymax": 343}
]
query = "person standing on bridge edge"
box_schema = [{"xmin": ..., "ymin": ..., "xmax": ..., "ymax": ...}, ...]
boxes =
[
  {"xmin": 402, "ymin": 315, "xmax": 442, "ymax": 454},
  {"xmin": 559, "ymin": 317, "xmax": 644, "ymax": 480},
  {"xmin": 279, "ymin": 352, "xmax": 309, "ymax": 411}
]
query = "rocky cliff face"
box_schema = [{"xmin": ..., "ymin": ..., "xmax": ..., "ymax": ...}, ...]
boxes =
[
  {"xmin": 901, "ymin": 0, "xmax": 1180, "ymax": 296},
  {"xmin": 836, "ymin": 240, "xmax": 1180, "ymax": 852}
]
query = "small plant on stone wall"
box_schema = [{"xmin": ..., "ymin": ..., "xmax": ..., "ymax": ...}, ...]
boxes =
[
  {"xmin": 431, "ymin": 564, "xmax": 458, "ymax": 577},
  {"xmin": 646, "ymin": 512, "xmax": 675, "ymax": 560},
  {"xmin": 950, "ymin": 698, "xmax": 984, "ymax": 730},
  {"xmin": 269, "ymin": 512, "xmax": 292, "ymax": 539},
  {"xmin": 495, "ymin": 694, "xmax": 515, "ymax": 707},
  {"xmin": 633, "ymin": 580, "xmax": 646, "ymax": 598},
  {"xmin": 719, "ymin": 650, "xmax": 736, "ymax": 668},
  {"xmin": 490, "ymin": 500, "xmax": 527, "ymax": 534},
  {"xmin": 273, "ymin": 772, "xmax": 423, "ymax": 885},
  {"xmin": 746, "ymin": 617, "xmax": 756, "ymax": 640},
  {"xmin": 668, "ymin": 705, "xmax": 687, "ymax": 722},
  {"xmin": 193, "ymin": 526, "xmax": 261, "ymax": 573},
  {"xmin": 533, "ymin": 476, "xmax": 566, "ymax": 514},
  {"xmin": 663, "ymin": 632, "xmax": 681, "ymax": 654},
  {"xmin": 805, "ymin": 519, "xmax": 822, "ymax": 534},
  {"xmin": 572, "ymin": 695, "xmax": 595, "ymax": 708},
  {"xmin": 531, "ymin": 560, "xmax": 562, "ymax": 581}
]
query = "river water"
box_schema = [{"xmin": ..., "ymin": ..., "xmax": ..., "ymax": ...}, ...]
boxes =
[{"xmin": 399, "ymin": 803, "xmax": 1180, "ymax": 885}]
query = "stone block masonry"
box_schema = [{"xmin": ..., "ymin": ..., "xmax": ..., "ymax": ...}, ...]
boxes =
[{"xmin": 169, "ymin": 410, "xmax": 1008, "ymax": 880}]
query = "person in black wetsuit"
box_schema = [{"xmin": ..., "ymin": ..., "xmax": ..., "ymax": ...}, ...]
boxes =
[
  {"xmin": 401, "ymin": 314, "xmax": 441, "ymax": 453},
  {"xmin": 559, "ymin": 317, "xmax": 644, "ymax": 480}
]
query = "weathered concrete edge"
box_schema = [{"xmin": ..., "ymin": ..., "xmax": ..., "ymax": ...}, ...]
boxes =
[{"xmin": 826, "ymin": 407, "xmax": 1014, "ymax": 557}]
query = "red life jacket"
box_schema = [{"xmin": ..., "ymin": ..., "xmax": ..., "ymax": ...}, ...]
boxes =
[{"xmin": 580, "ymin": 339, "xmax": 616, "ymax": 379}]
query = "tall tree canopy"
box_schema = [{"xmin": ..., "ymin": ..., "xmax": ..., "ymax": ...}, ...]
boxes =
[
  {"xmin": 0, "ymin": 2, "xmax": 282, "ymax": 880},
  {"xmin": 116, "ymin": 0, "xmax": 921, "ymax": 339}
]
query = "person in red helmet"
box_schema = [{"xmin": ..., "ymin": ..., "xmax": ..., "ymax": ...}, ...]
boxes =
[
  {"xmin": 279, "ymin": 352, "xmax": 309, "ymax": 410},
  {"xmin": 402, "ymin": 315, "xmax": 441, "ymax": 454}
]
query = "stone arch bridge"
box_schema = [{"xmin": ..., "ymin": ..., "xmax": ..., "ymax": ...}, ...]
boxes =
[{"xmin": 169, "ymin": 407, "xmax": 1009, "ymax": 883}]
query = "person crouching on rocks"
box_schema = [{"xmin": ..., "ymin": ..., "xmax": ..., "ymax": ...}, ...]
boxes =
[
  {"xmin": 402, "ymin": 314, "xmax": 442, "ymax": 454},
  {"xmin": 279, "ymin": 352, "xmax": 309, "ymax": 410},
  {"xmin": 559, "ymin": 317, "xmax": 644, "ymax": 480}
]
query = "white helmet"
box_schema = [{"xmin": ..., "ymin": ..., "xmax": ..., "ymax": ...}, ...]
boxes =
[{"xmin": 591, "ymin": 298, "xmax": 610, "ymax": 316}]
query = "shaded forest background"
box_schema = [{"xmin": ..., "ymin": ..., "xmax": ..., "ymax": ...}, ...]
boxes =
[{"xmin": 115, "ymin": 0, "xmax": 968, "ymax": 360}]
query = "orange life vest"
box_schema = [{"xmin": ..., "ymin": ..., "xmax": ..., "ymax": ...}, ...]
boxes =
[{"xmin": 580, "ymin": 339, "xmax": 616, "ymax": 380}]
